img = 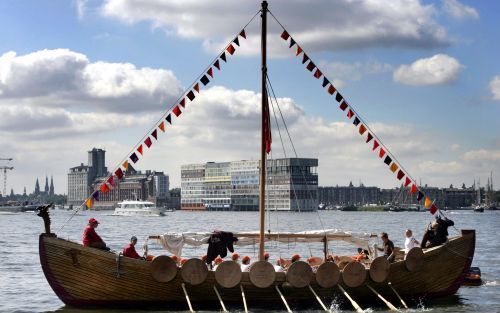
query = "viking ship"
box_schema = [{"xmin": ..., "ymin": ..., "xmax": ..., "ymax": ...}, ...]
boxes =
[{"xmin": 38, "ymin": 2, "xmax": 475, "ymax": 311}]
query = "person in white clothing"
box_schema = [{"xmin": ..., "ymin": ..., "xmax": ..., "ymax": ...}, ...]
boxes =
[
  {"xmin": 404, "ymin": 229, "xmax": 420, "ymax": 254},
  {"xmin": 240, "ymin": 255, "xmax": 251, "ymax": 272}
]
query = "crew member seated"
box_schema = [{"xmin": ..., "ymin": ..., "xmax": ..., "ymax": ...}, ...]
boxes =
[
  {"xmin": 241, "ymin": 256, "xmax": 251, "ymax": 272},
  {"xmin": 351, "ymin": 248, "xmax": 368, "ymax": 262},
  {"xmin": 421, "ymin": 217, "xmax": 455, "ymax": 248},
  {"xmin": 82, "ymin": 218, "xmax": 110, "ymax": 251},
  {"xmin": 122, "ymin": 236, "xmax": 142, "ymax": 259},
  {"xmin": 376, "ymin": 232, "xmax": 395, "ymax": 262}
]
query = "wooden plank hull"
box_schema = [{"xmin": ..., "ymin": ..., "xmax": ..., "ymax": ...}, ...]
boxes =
[{"xmin": 39, "ymin": 230, "xmax": 475, "ymax": 309}]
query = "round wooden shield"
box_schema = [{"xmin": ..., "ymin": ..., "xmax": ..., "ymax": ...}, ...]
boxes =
[
  {"xmin": 405, "ymin": 247, "xmax": 424, "ymax": 272},
  {"xmin": 315, "ymin": 262, "xmax": 340, "ymax": 288},
  {"xmin": 342, "ymin": 262, "xmax": 367, "ymax": 288},
  {"xmin": 181, "ymin": 258, "xmax": 208, "ymax": 286},
  {"xmin": 369, "ymin": 256, "xmax": 390, "ymax": 283},
  {"xmin": 150, "ymin": 255, "xmax": 178, "ymax": 283},
  {"xmin": 286, "ymin": 261, "xmax": 313, "ymax": 288},
  {"xmin": 249, "ymin": 261, "xmax": 276, "ymax": 288},
  {"xmin": 215, "ymin": 261, "xmax": 242, "ymax": 288}
]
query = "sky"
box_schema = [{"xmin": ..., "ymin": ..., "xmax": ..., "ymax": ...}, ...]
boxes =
[{"xmin": 0, "ymin": 0, "xmax": 499, "ymax": 195}]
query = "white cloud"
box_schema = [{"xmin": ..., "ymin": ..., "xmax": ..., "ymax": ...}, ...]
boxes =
[
  {"xmin": 442, "ymin": 0, "xmax": 479, "ymax": 20},
  {"xmin": 101, "ymin": 0, "xmax": 450, "ymax": 55},
  {"xmin": 0, "ymin": 49, "xmax": 183, "ymax": 112},
  {"xmin": 489, "ymin": 76, "xmax": 500, "ymax": 100},
  {"xmin": 76, "ymin": 0, "xmax": 88, "ymax": 20},
  {"xmin": 320, "ymin": 60, "xmax": 393, "ymax": 84},
  {"xmin": 464, "ymin": 149, "xmax": 500, "ymax": 162},
  {"xmin": 393, "ymin": 54, "xmax": 463, "ymax": 86},
  {"xmin": 417, "ymin": 160, "xmax": 464, "ymax": 174}
]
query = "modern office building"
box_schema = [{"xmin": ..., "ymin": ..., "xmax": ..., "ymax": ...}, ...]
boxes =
[
  {"xmin": 181, "ymin": 158, "xmax": 318, "ymax": 211},
  {"xmin": 67, "ymin": 163, "xmax": 91, "ymax": 206}
]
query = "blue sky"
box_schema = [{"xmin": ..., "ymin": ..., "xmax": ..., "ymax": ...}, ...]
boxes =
[{"xmin": 0, "ymin": 0, "xmax": 499, "ymax": 194}]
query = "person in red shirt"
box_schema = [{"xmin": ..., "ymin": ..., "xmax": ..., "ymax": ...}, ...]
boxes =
[
  {"xmin": 122, "ymin": 236, "xmax": 142, "ymax": 259},
  {"xmin": 82, "ymin": 218, "xmax": 109, "ymax": 251}
]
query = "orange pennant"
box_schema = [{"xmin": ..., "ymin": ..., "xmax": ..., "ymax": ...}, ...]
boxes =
[
  {"xmin": 390, "ymin": 163, "xmax": 398, "ymax": 173},
  {"xmin": 359, "ymin": 124, "xmax": 367, "ymax": 135},
  {"xmin": 194, "ymin": 83, "xmax": 200, "ymax": 93},
  {"xmin": 122, "ymin": 160, "xmax": 129, "ymax": 171},
  {"xmin": 85, "ymin": 198, "xmax": 93, "ymax": 209},
  {"xmin": 99, "ymin": 183, "xmax": 110, "ymax": 193},
  {"xmin": 424, "ymin": 197, "xmax": 432, "ymax": 208},
  {"xmin": 296, "ymin": 46, "xmax": 302, "ymax": 56},
  {"xmin": 158, "ymin": 122, "xmax": 165, "ymax": 132}
]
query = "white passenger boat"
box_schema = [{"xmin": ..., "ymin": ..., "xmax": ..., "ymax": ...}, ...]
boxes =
[{"xmin": 113, "ymin": 200, "xmax": 165, "ymax": 216}]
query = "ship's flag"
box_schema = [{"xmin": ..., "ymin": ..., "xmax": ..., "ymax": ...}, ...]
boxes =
[
  {"xmin": 207, "ymin": 67, "xmax": 214, "ymax": 78},
  {"xmin": 137, "ymin": 145, "xmax": 143, "ymax": 155},
  {"xmin": 378, "ymin": 147, "xmax": 386, "ymax": 158},
  {"xmin": 314, "ymin": 69, "xmax": 322, "ymax": 79},
  {"xmin": 390, "ymin": 163, "xmax": 398, "ymax": 173},
  {"xmin": 336, "ymin": 92, "xmax": 344, "ymax": 103},
  {"xmin": 322, "ymin": 77, "xmax": 330, "ymax": 88},
  {"xmin": 347, "ymin": 109, "xmax": 354, "ymax": 119},
  {"xmin": 302, "ymin": 54, "xmax": 309, "ymax": 64},
  {"xmin": 296, "ymin": 46, "xmax": 303, "ymax": 56},
  {"xmin": 214, "ymin": 60, "xmax": 220, "ymax": 70},
  {"xmin": 194, "ymin": 83, "xmax": 200, "ymax": 93},
  {"xmin": 220, "ymin": 52, "xmax": 227, "ymax": 62},
  {"xmin": 144, "ymin": 137, "xmax": 152, "ymax": 148},
  {"xmin": 353, "ymin": 117, "xmax": 360, "ymax": 126},
  {"xmin": 339, "ymin": 101, "xmax": 348, "ymax": 111},
  {"xmin": 226, "ymin": 44, "xmax": 235, "ymax": 55},
  {"xmin": 359, "ymin": 124, "xmax": 367, "ymax": 135},
  {"xmin": 130, "ymin": 152, "xmax": 139, "ymax": 163},
  {"xmin": 384, "ymin": 156, "xmax": 393, "ymax": 166},
  {"xmin": 373, "ymin": 140, "xmax": 379, "ymax": 150},
  {"xmin": 410, "ymin": 184, "xmax": 418, "ymax": 194},
  {"xmin": 100, "ymin": 183, "xmax": 110, "ymax": 193},
  {"xmin": 187, "ymin": 90, "xmax": 195, "ymax": 101},
  {"xmin": 306, "ymin": 61, "xmax": 315, "ymax": 72},
  {"xmin": 404, "ymin": 177, "xmax": 411, "ymax": 187},
  {"xmin": 233, "ymin": 37, "xmax": 240, "ymax": 47},
  {"xmin": 200, "ymin": 75, "xmax": 210, "ymax": 86},
  {"xmin": 115, "ymin": 168, "xmax": 124, "ymax": 180},
  {"xmin": 417, "ymin": 191, "xmax": 424, "ymax": 201},
  {"xmin": 328, "ymin": 85, "xmax": 336, "ymax": 95},
  {"xmin": 173, "ymin": 106, "xmax": 182, "ymax": 117},
  {"xmin": 166, "ymin": 114, "xmax": 172, "ymax": 124},
  {"xmin": 86, "ymin": 198, "xmax": 94, "ymax": 209},
  {"xmin": 397, "ymin": 170, "xmax": 405, "ymax": 180},
  {"xmin": 122, "ymin": 160, "xmax": 129, "ymax": 170},
  {"xmin": 239, "ymin": 29, "xmax": 246, "ymax": 39},
  {"xmin": 151, "ymin": 129, "xmax": 158, "ymax": 140},
  {"xmin": 366, "ymin": 133, "xmax": 373, "ymax": 143},
  {"xmin": 281, "ymin": 30, "xmax": 290, "ymax": 40},
  {"xmin": 424, "ymin": 197, "xmax": 432, "ymax": 208},
  {"xmin": 179, "ymin": 98, "xmax": 186, "ymax": 108},
  {"xmin": 289, "ymin": 38, "xmax": 296, "ymax": 48},
  {"xmin": 158, "ymin": 122, "xmax": 165, "ymax": 132},
  {"xmin": 108, "ymin": 176, "xmax": 114, "ymax": 187},
  {"xmin": 430, "ymin": 204, "xmax": 438, "ymax": 214},
  {"xmin": 92, "ymin": 192, "xmax": 99, "ymax": 201}
]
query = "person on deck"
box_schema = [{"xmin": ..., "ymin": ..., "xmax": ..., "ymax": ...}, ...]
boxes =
[
  {"xmin": 122, "ymin": 236, "xmax": 142, "ymax": 259},
  {"xmin": 404, "ymin": 229, "xmax": 420, "ymax": 254},
  {"xmin": 231, "ymin": 253, "xmax": 240, "ymax": 263},
  {"xmin": 351, "ymin": 248, "xmax": 367, "ymax": 262},
  {"xmin": 274, "ymin": 258, "xmax": 285, "ymax": 272},
  {"xmin": 241, "ymin": 256, "xmax": 251, "ymax": 272},
  {"xmin": 421, "ymin": 217, "xmax": 455, "ymax": 248},
  {"xmin": 291, "ymin": 254, "xmax": 301, "ymax": 264},
  {"xmin": 82, "ymin": 218, "xmax": 110, "ymax": 251},
  {"xmin": 376, "ymin": 232, "xmax": 395, "ymax": 262}
]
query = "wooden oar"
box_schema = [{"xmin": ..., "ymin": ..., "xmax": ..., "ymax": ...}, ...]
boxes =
[
  {"xmin": 366, "ymin": 284, "xmax": 399, "ymax": 311},
  {"xmin": 181, "ymin": 283, "xmax": 195, "ymax": 313},
  {"xmin": 337, "ymin": 284, "xmax": 364, "ymax": 313},
  {"xmin": 275, "ymin": 285, "xmax": 293, "ymax": 313},
  {"xmin": 388, "ymin": 282, "xmax": 408, "ymax": 309},
  {"xmin": 213, "ymin": 285, "xmax": 228, "ymax": 312},
  {"xmin": 240, "ymin": 284, "xmax": 249, "ymax": 313},
  {"xmin": 308, "ymin": 285, "xmax": 329, "ymax": 311}
]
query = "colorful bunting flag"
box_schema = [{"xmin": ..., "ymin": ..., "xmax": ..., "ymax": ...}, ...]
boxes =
[
  {"xmin": 397, "ymin": 170, "xmax": 405, "ymax": 180},
  {"xmin": 173, "ymin": 106, "xmax": 182, "ymax": 117},
  {"xmin": 200, "ymin": 75, "xmax": 210, "ymax": 86},
  {"xmin": 313, "ymin": 69, "xmax": 322, "ymax": 79},
  {"xmin": 289, "ymin": 38, "xmax": 296, "ymax": 48},
  {"xmin": 295, "ymin": 46, "xmax": 302, "ymax": 56},
  {"xmin": 353, "ymin": 117, "xmax": 360, "ymax": 126},
  {"xmin": 151, "ymin": 129, "xmax": 158, "ymax": 140},
  {"xmin": 115, "ymin": 168, "xmax": 124, "ymax": 179},
  {"xmin": 373, "ymin": 140, "xmax": 379, "ymax": 151},
  {"xmin": 417, "ymin": 191, "xmax": 424, "ymax": 201},
  {"xmin": 166, "ymin": 114, "xmax": 172, "ymax": 124},
  {"xmin": 130, "ymin": 152, "xmax": 139, "ymax": 163},
  {"xmin": 404, "ymin": 177, "xmax": 411, "ymax": 187},
  {"xmin": 430, "ymin": 204, "xmax": 438, "ymax": 214},
  {"xmin": 410, "ymin": 184, "xmax": 418, "ymax": 194},
  {"xmin": 366, "ymin": 133, "xmax": 373, "ymax": 143},
  {"xmin": 220, "ymin": 52, "xmax": 227, "ymax": 62},
  {"xmin": 214, "ymin": 60, "xmax": 220, "ymax": 70},
  {"xmin": 144, "ymin": 137, "xmax": 152, "ymax": 148},
  {"xmin": 390, "ymin": 163, "xmax": 398, "ymax": 173},
  {"xmin": 328, "ymin": 85, "xmax": 336, "ymax": 95},
  {"xmin": 122, "ymin": 160, "xmax": 129, "ymax": 170},
  {"xmin": 379, "ymin": 147, "xmax": 386, "ymax": 158},
  {"xmin": 179, "ymin": 98, "xmax": 186, "ymax": 108},
  {"xmin": 359, "ymin": 124, "xmax": 367, "ymax": 135},
  {"xmin": 100, "ymin": 183, "xmax": 110, "ymax": 193},
  {"xmin": 347, "ymin": 109, "xmax": 354, "ymax": 119},
  {"xmin": 384, "ymin": 156, "xmax": 392, "ymax": 165},
  {"xmin": 158, "ymin": 122, "xmax": 165, "ymax": 132},
  {"xmin": 239, "ymin": 29, "xmax": 246, "ymax": 39},
  {"xmin": 194, "ymin": 83, "xmax": 200, "ymax": 93},
  {"xmin": 306, "ymin": 61, "xmax": 315, "ymax": 72},
  {"xmin": 92, "ymin": 192, "xmax": 99, "ymax": 201},
  {"xmin": 339, "ymin": 101, "xmax": 348, "ymax": 111},
  {"xmin": 226, "ymin": 44, "xmax": 235, "ymax": 55},
  {"xmin": 233, "ymin": 37, "xmax": 240, "ymax": 47},
  {"xmin": 322, "ymin": 77, "xmax": 330, "ymax": 88},
  {"xmin": 86, "ymin": 198, "xmax": 93, "ymax": 209},
  {"xmin": 187, "ymin": 91, "xmax": 195, "ymax": 101},
  {"xmin": 107, "ymin": 176, "xmax": 114, "ymax": 187},
  {"xmin": 302, "ymin": 54, "xmax": 309, "ymax": 64},
  {"xmin": 424, "ymin": 197, "xmax": 431, "ymax": 208},
  {"xmin": 137, "ymin": 144, "xmax": 143, "ymax": 155},
  {"xmin": 207, "ymin": 67, "xmax": 213, "ymax": 78},
  {"xmin": 335, "ymin": 92, "xmax": 343, "ymax": 103},
  {"xmin": 281, "ymin": 30, "xmax": 290, "ymax": 40}
]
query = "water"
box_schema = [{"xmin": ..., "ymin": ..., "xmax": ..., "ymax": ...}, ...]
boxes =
[{"xmin": 0, "ymin": 209, "xmax": 499, "ymax": 312}]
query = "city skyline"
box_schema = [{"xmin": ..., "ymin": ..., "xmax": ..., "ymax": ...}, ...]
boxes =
[{"xmin": 1, "ymin": 1, "xmax": 499, "ymax": 194}]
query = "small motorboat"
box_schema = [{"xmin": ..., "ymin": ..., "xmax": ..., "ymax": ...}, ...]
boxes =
[
  {"xmin": 463, "ymin": 267, "xmax": 482, "ymax": 286},
  {"xmin": 113, "ymin": 200, "xmax": 166, "ymax": 216}
]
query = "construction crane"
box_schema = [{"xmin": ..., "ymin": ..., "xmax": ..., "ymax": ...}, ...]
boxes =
[{"xmin": 0, "ymin": 158, "xmax": 14, "ymax": 197}]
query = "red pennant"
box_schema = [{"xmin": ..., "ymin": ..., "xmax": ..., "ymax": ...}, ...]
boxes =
[
  {"xmin": 226, "ymin": 44, "xmax": 235, "ymax": 55},
  {"xmin": 137, "ymin": 144, "xmax": 143, "ymax": 155},
  {"xmin": 173, "ymin": 106, "xmax": 182, "ymax": 117},
  {"xmin": 115, "ymin": 168, "xmax": 124, "ymax": 179},
  {"xmin": 373, "ymin": 140, "xmax": 379, "ymax": 151},
  {"xmin": 214, "ymin": 60, "xmax": 220, "ymax": 70},
  {"xmin": 328, "ymin": 85, "xmax": 336, "ymax": 95},
  {"xmin": 347, "ymin": 109, "xmax": 354, "ymax": 119},
  {"xmin": 158, "ymin": 122, "xmax": 165, "ymax": 132},
  {"xmin": 339, "ymin": 101, "xmax": 348, "ymax": 111},
  {"xmin": 100, "ymin": 183, "xmax": 110, "ymax": 193},
  {"xmin": 429, "ymin": 204, "xmax": 438, "ymax": 214},
  {"xmin": 378, "ymin": 148, "xmax": 386, "ymax": 158},
  {"xmin": 194, "ymin": 83, "xmax": 200, "ymax": 93},
  {"xmin": 313, "ymin": 69, "xmax": 322, "ymax": 79},
  {"xmin": 207, "ymin": 67, "xmax": 213, "ymax": 78},
  {"xmin": 239, "ymin": 29, "xmax": 246, "ymax": 39},
  {"xmin": 179, "ymin": 98, "xmax": 186, "ymax": 108},
  {"xmin": 410, "ymin": 184, "xmax": 418, "ymax": 194},
  {"xmin": 107, "ymin": 176, "xmax": 114, "ymax": 187},
  {"xmin": 296, "ymin": 46, "xmax": 303, "ymax": 56},
  {"xmin": 144, "ymin": 137, "xmax": 152, "ymax": 148},
  {"xmin": 404, "ymin": 177, "xmax": 412, "ymax": 187},
  {"xmin": 366, "ymin": 133, "xmax": 373, "ymax": 143},
  {"xmin": 151, "ymin": 129, "xmax": 158, "ymax": 140},
  {"xmin": 397, "ymin": 170, "xmax": 405, "ymax": 180},
  {"xmin": 281, "ymin": 30, "xmax": 290, "ymax": 40}
]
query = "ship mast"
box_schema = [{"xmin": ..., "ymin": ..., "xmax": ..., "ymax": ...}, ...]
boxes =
[{"xmin": 259, "ymin": 0, "xmax": 268, "ymax": 261}]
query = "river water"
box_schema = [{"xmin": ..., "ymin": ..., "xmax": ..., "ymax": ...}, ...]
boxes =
[{"xmin": 0, "ymin": 209, "xmax": 499, "ymax": 313}]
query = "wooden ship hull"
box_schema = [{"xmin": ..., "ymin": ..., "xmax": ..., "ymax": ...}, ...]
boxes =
[{"xmin": 39, "ymin": 229, "xmax": 475, "ymax": 310}]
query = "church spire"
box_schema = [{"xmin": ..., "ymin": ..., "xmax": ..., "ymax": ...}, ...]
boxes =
[
  {"xmin": 49, "ymin": 176, "xmax": 54, "ymax": 196},
  {"xmin": 44, "ymin": 176, "xmax": 49, "ymax": 194},
  {"xmin": 35, "ymin": 178, "xmax": 40, "ymax": 195}
]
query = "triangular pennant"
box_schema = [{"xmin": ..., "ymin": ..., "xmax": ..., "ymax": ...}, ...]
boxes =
[
  {"xmin": 233, "ymin": 37, "xmax": 240, "ymax": 47},
  {"xmin": 86, "ymin": 198, "xmax": 94, "ymax": 209},
  {"xmin": 328, "ymin": 84, "xmax": 336, "ymax": 95},
  {"xmin": 200, "ymin": 75, "xmax": 210, "ymax": 86},
  {"xmin": 207, "ymin": 67, "xmax": 213, "ymax": 78},
  {"xmin": 384, "ymin": 155, "xmax": 392, "ymax": 165},
  {"xmin": 313, "ymin": 69, "xmax": 322, "ymax": 79},
  {"xmin": 430, "ymin": 204, "xmax": 438, "ymax": 214},
  {"xmin": 404, "ymin": 177, "xmax": 411, "ymax": 187},
  {"xmin": 280, "ymin": 30, "xmax": 290, "ymax": 40},
  {"xmin": 397, "ymin": 170, "xmax": 405, "ymax": 180},
  {"xmin": 239, "ymin": 29, "xmax": 246, "ymax": 39},
  {"xmin": 359, "ymin": 124, "xmax": 367, "ymax": 135},
  {"xmin": 115, "ymin": 168, "xmax": 124, "ymax": 180},
  {"xmin": 424, "ymin": 197, "xmax": 432, "ymax": 208},
  {"xmin": 187, "ymin": 90, "xmax": 195, "ymax": 101},
  {"xmin": 158, "ymin": 122, "xmax": 165, "ymax": 132},
  {"xmin": 296, "ymin": 46, "xmax": 303, "ymax": 56},
  {"xmin": 151, "ymin": 129, "xmax": 158, "ymax": 140},
  {"xmin": 179, "ymin": 98, "xmax": 186, "ymax": 108},
  {"xmin": 289, "ymin": 37, "xmax": 296, "ymax": 48},
  {"xmin": 373, "ymin": 140, "xmax": 380, "ymax": 151},
  {"xmin": 347, "ymin": 109, "xmax": 354, "ymax": 119},
  {"xmin": 137, "ymin": 144, "xmax": 143, "ymax": 155},
  {"xmin": 306, "ymin": 61, "xmax": 315, "ymax": 72},
  {"xmin": 166, "ymin": 114, "xmax": 172, "ymax": 124},
  {"xmin": 92, "ymin": 192, "xmax": 99, "ymax": 201},
  {"xmin": 335, "ymin": 92, "xmax": 344, "ymax": 103},
  {"xmin": 107, "ymin": 175, "xmax": 114, "ymax": 187},
  {"xmin": 214, "ymin": 60, "xmax": 220, "ymax": 70},
  {"xmin": 390, "ymin": 162, "xmax": 398, "ymax": 173},
  {"xmin": 322, "ymin": 77, "xmax": 330, "ymax": 88},
  {"xmin": 173, "ymin": 106, "xmax": 182, "ymax": 117},
  {"xmin": 353, "ymin": 117, "xmax": 360, "ymax": 126},
  {"xmin": 302, "ymin": 54, "xmax": 309, "ymax": 64},
  {"xmin": 100, "ymin": 183, "xmax": 110, "ymax": 193},
  {"xmin": 122, "ymin": 160, "xmax": 129, "ymax": 170},
  {"xmin": 130, "ymin": 152, "xmax": 139, "ymax": 163},
  {"xmin": 339, "ymin": 101, "xmax": 348, "ymax": 111},
  {"xmin": 410, "ymin": 184, "xmax": 418, "ymax": 194},
  {"xmin": 220, "ymin": 52, "xmax": 227, "ymax": 62},
  {"xmin": 144, "ymin": 137, "xmax": 152, "ymax": 148},
  {"xmin": 226, "ymin": 44, "xmax": 235, "ymax": 55},
  {"xmin": 417, "ymin": 191, "xmax": 424, "ymax": 201},
  {"xmin": 194, "ymin": 83, "xmax": 200, "ymax": 93},
  {"xmin": 379, "ymin": 148, "xmax": 386, "ymax": 158},
  {"xmin": 366, "ymin": 133, "xmax": 373, "ymax": 143}
]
